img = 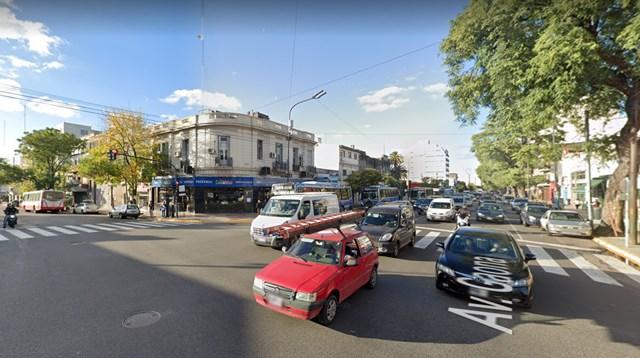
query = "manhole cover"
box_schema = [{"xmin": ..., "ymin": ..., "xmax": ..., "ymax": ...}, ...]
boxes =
[{"xmin": 122, "ymin": 311, "xmax": 161, "ymax": 328}]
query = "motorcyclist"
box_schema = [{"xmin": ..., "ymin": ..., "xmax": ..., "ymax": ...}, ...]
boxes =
[
  {"xmin": 3, "ymin": 202, "xmax": 18, "ymax": 228},
  {"xmin": 456, "ymin": 207, "xmax": 470, "ymax": 228}
]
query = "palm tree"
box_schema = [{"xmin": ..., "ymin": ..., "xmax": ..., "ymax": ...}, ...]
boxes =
[{"xmin": 388, "ymin": 151, "xmax": 407, "ymax": 180}]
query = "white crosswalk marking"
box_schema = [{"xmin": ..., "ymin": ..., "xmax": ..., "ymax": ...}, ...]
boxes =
[
  {"xmin": 526, "ymin": 245, "xmax": 569, "ymax": 277},
  {"xmin": 26, "ymin": 227, "xmax": 57, "ymax": 237},
  {"xmin": 66, "ymin": 225, "xmax": 97, "ymax": 233},
  {"xmin": 99, "ymin": 223, "xmax": 133, "ymax": 230},
  {"xmin": 595, "ymin": 254, "xmax": 640, "ymax": 286},
  {"xmin": 48, "ymin": 226, "xmax": 79, "ymax": 235},
  {"xmin": 157, "ymin": 222, "xmax": 179, "ymax": 226},
  {"xmin": 123, "ymin": 222, "xmax": 160, "ymax": 227},
  {"xmin": 140, "ymin": 222, "xmax": 170, "ymax": 227},
  {"xmin": 82, "ymin": 224, "xmax": 116, "ymax": 232},
  {"xmin": 114, "ymin": 222, "xmax": 149, "ymax": 228},
  {"xmin": 5, "ymin": 229, "xmax": 34, "ymax": 239},
  {"xmin": 0, "ymin": 233, "xmax": 9, "ymax": 241},
  {"xmin": 559, "ymin": 249, "xmax": 622, "ymax": 286},
  {"xmin": 415, "ymin": 231, "xmax": 439, "ymax": 249}
]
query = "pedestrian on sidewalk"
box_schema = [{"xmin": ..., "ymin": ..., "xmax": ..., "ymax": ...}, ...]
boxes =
[
  {"xmin": 149, "ymin": 200, "xmax": 154, "ymax": 217},
  {"xmin": 161, "ymin": 200, "xmax": 167, "ymax": 218}
]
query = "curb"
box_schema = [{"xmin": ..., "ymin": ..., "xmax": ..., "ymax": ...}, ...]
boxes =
[
  {"xmin": 151, "ymin": 218, "xmax": 204, "ymax": 224},
  {"xmin": 593, "ymin": 237, "xmax": 640, "ymax": 268}
]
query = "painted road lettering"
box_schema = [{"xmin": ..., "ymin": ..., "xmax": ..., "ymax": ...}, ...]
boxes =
[{"xmin": 449, "ymin": 256, "xmax": 516, "ymax": 335}]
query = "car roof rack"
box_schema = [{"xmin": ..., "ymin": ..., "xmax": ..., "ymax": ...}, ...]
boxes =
[{"xmin": 264, "ymin": 210, "xmax": 366, "ymax": 240}]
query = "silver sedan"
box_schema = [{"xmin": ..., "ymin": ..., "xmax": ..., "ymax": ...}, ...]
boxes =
[{"xmin": 540, "ymin": 210, "xmax": 592, "ymax": 238}]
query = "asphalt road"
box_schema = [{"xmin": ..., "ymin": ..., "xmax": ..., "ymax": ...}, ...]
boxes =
[{"xmin": 1, "ymin": 206, "xmax": 639, "ymax": 358}]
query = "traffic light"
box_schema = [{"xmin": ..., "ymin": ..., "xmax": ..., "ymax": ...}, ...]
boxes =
[{"xmin": 108, "ymin": 149, "xmax": 118, "ymax": 161}]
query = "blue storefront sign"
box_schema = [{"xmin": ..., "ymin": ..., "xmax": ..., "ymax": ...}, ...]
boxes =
[
  {"xmin": 151, "ymin": 176, "xmax": 177, "ymax": 188},
  {"xmin": 178, "ymin": 176, "xmax": 254, "ymax": 188}
]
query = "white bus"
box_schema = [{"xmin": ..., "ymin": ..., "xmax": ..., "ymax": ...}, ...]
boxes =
[{"xmin": 21, "ymin": 190, "xmax": 66, "ymax": 213}]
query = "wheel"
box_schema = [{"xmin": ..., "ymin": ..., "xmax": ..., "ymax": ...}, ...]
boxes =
[
  {"xmin": 436, "ymin": 278, "xmax": 445, "ymax": 290},
  {"xmin": 392, "ymin": 242, "xmax": 400, "ymax": 257},
  {"xmin": 366, "ymin": 267, "xmax": 378, "ymax": 289},
  {"xmin": 409, "ymin": 232, "xmax": 416, "ymax": 247},
  {"xmin": 109, "ymin": 213, "xmax": 112, "ymax": 218},
  {"xmin": 524, "ymin": 221, "xmax": 530, "ymax": 227},
  {"xmin": 315, "ymin": 294, "xmax": 339, "ymax": 326},
  {"xmin": 134, "ymin": 215, "xmax": 139, "ymax": 219},
  {"xmin": 119, "ymin": 213, "xmax": 124, "ymax": 219},
  {"xmin": 82, "ymin": 209, "xmax": 86, "ymax": 215}
]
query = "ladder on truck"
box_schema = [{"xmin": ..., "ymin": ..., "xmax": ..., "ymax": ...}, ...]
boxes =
[{"xmin": 264, "ymin": 210, "xmax": 366, "ymax": 242}]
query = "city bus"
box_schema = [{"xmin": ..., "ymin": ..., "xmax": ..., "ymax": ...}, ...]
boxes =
[
  {"xmin": 295, "ymin": 181, "xmax": 353, "ymax": 211},
  {"xmin": 21, "ymin": 190, "xmax": 66, "ymax": 213},
  {"xmin": 361, "ymin": 185, "xmax": 400, "ymax": 208},
  {"xmin": 408, "ymin": 187, "xmax": 435, "ymax": 201}
]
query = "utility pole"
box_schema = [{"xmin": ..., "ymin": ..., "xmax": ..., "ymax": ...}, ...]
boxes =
[
  {"xmin": 585, "ymin": 111, "xmax": 593, "ymax": 227},
  {"xmin": 287, "ymin": 90, "xmax": 327, "ymax": 181},
  {"xmin": 629, "ymin": 92, "xmax": 639, "ymax": 245}
]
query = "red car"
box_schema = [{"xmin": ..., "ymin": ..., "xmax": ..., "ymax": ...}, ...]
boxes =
[{"xmin": 253, "ymin": 228, "xmax": 379, "ymax": 325}]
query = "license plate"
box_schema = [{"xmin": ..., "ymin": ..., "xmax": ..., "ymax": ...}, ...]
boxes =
[
  {"xmin": 257, "ymin": 236, "xmax": 269, "ymax": 243},
  {"xmin": 469, "ymin": 287, "xmax": 490, "ymax": 298},
  {"xmin": 266, "ymin": 294, "xmax": 283, "ymax": 307}
]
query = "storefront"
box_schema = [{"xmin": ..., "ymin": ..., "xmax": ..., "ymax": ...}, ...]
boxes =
[{"xmin": 177, "ymin": 176, "xmax": 304, "ymax": 213}]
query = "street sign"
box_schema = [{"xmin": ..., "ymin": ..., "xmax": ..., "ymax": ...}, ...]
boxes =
[{"xmin": 178, "ymin": 185, "xmax": 185, "ymax": 193}]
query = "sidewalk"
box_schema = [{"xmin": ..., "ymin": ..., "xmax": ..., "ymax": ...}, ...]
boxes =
[
  {"xmin": 145, "ymin": 211, "xmax": 257, "ymax": 225},
  {"xmin": 593, "ymin": 236, "xmax": 640, "ymax": 268}
]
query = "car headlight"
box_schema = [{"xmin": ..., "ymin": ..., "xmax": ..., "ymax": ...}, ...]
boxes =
[
  {"xmin": 497, "ymin": 214, "xmax": 504, "ymax": 218},
  {"xmin": 512, "ymin": 278, "xmax": 529, "ymax": 287},
  {"xmin": 253, "ymin": 277, "xmax": 264, "ymax": 290},
  {"xmin": 529, "ymin": 216, "xmax": 536, "ymax": 221},
  {"xmin": 437, "ymin": 263, "xmax": 455, "ymax": 276},
  {"xmin": 380, "ymin": 233, "xmax": 393, "ymax": 242},
  {"xmin": 295, "ymin": 291, "xmax": 317, "ymax": 302},
  {"xmin": 478, "ymin": 212, "xmax": 485, "ymax": 217}
]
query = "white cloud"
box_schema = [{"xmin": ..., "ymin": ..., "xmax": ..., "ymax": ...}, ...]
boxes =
[
  {"xmin": 363, "ymin": 124, "xmax": 372, "ymax": 129},
  {"xmin": 0, "ymin": 77, "xmax": 23, "ymax": 112},
  {"xmin": 0, "ymin": 0, "xmax": 16, "ymax": 9},
  {"xmin": 423, "ymin": 82, "xmax": 449, "ymax": 99},
  {"xmin": 0, "ymin": 7, "xmax": 62, "ymax": 56},
  {"xmin": 42, "ymin": 61, "xmax": 63, "ymax": 70},
  {"xmin": 161, "ymin": 114, "xmax": 178, "ymax": 121},
  {"xmin": 161, "ymin": 89, "xmax": 242, "ymax": 112},
  {"xmin": 26, "ymin": 96, "xmax": 78, "ymax": 118},
  {"xmin": 357, "ymin": 86, "xmax": 412, "ymax": 112},
  {"xmin": 2, "ymin": 54, "xmax": 36, "ymax": 68},
  {"xmin": 404, "ymin": 76, "xmax": 417, "ymax": 81}
]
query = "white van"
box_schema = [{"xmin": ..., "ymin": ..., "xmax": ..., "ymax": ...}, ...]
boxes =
[
  {"xmin": 250, "ymin": 192, "xmax": 340, "ymax": 247},
  {"xmin": 426, "ymin": 198, "xmax": 456, "ymax": 222}
]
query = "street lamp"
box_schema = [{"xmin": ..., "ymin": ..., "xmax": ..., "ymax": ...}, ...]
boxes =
[{"xmin": 287, "ymin": 90, "xmax": 327, "ymax": 181}]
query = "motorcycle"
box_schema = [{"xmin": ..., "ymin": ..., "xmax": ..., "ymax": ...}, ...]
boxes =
[
  {"xmin": 455, "ymin": 212, "xmax": 470, "ymax": 229},
  {"xmin": 6, "ymin": 214, "xmax": 17, "ymax": 228}
]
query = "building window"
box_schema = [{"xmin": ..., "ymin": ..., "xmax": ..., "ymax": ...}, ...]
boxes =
[
  {"xmin": 341, "ymin": 150, "xmax": 345, "ymax": 158},
  {"xmin": 218, "ymin": 136, "xmax": 230, "ymax": 160},
  {"xmin": 257, "ymin": 139, "xmax": 263, "ymax": 160},
  {"xmin": 354, "ymin": 153, "xmax": 358, "ymax": 160},
  {"xmin": 343, "ymin": 169, "xmax": 347, "ymax": 176},
  {"xmin": 307, "ymin": 149, "xmax": 313, "ymax": 166},
  {"xmin": 293, "ymin": 147, "xmax": 299, "ymax": 166},
  {"xmin": 275, "ymin": 143, "xmax": 283, "ymax": 163},
  {"xmin": 348, "ymin": 152, "xmax": 352, "ymax": 159},
  {"xmin": 181, "ymin": 139, "xmax": 189, "ymax": 161}
]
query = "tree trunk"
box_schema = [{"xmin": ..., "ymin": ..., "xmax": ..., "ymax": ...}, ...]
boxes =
[{"xmin": 602, "ymin": 99, "xmax": 638, "ymax": 236}]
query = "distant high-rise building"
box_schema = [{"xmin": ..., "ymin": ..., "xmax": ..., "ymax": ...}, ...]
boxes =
[
  {"xmin": 404, "ymin": 140, "xmax": 450, "ymax": 182},
  {"xmin": 56, "ymin": 122, "xmax": 99, "ymax": 138}
]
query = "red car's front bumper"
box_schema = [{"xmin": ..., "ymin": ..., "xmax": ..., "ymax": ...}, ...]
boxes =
[{"xmin": 253, "ymin": 292, "xmax": 323, "ymax": 320}]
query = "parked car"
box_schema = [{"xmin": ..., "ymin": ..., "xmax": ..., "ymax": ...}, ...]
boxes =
[
  {"xmin": 476, "ymin": 203, "xmax": 505, "ymax": 223},
  {"xmin": 435, "ymin": 227, "xmax": 536, "ymax": 308},
  {"xmin": 253, "ymin": 228, "xmax": 379, "ymax": 325},
  {"xmin": 511, "ymin": 198, "xmax": 529, "ymax": 212},
  {"xmin": 427, "ymin": 198, "xmax": 456, "ymax": 222},
  {"xmin": 540, "ymin": 210, "xmax": 592, "ymax": 238},
  {"xmin": 413, "ymin": 198, "xmax": 432, "ymax": 215},
  {"xmin": 520, "ymin": 204, "xmax": 549, "ymax": 227},
  {"xmin": 360, "ymin": 202, "xmax": 416, "ymax": 257},
  {"xmin": 109, "ymin": 204, "xmax": 140, "ymax": 219},
  {"xmin": 502, "ymin": 195, "xmax": 514, "ymax": 204},
  {"xmin": 72, "ymin": 200, "xmax": 99, "ymax": 214}
]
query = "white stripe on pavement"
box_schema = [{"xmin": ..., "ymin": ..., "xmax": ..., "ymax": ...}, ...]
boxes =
[
  {"xmin": 595, "ymin": 254, "xmax": 640, "ymax": 286},
  {"xmin": 526, "ymin": 245, "xmax": 569, "ymax": 277},
  {"xmin": 82, "ymin": 224, "xmax": 116, "ymax": 232},
  {"xmin": 4, "ymin": 229, "xmax": 34, "ymax": 239},
  {"xmin": 126, "ymin": 222, "xmax": 163, "ymax": 227},
  {"xmin": 415, "ymin": 226, "xmax": 453, "ymax": 233},
  {"xmin": 99, "ymin": 223, "xmax": 133, "ymax": 230},
  {"xmin": 48, "ymin": 226, "xmax": 79, "ymax": 235},
  {"xmin": 26, "ymin": 227, "xmax": 57, "ymax": 237},
  {"xmin": 559, "ymin": 249, "xmax": 622, "ymax": 286},
  {"xmin": 65, "ymin": 225, "xmax": 97, "ymax": 233},
  {"xmin": 115, "ymin": 222, "xmax": 150, "ymax": 228},
  {"xmin": 0, "ymin": 233, "xmax": 9, "ymax": 241},
  {"xmin": 415, "ymin": 231, "xmax": 439, "ymax": 249}
]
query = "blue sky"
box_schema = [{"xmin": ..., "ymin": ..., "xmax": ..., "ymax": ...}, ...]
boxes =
[{"xmin": 0, "ymin": 0, "xmax": 480, "ymax": 183}]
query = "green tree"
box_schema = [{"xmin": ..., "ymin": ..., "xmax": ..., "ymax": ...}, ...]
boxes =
[
  {"xmin": 442, "ymin": 0, "xmax": 640, "ymax": 235},
  {"xmin": 79, "ymin": 112, "xmax": 157, "ymax": 201},
  {"xmin": 345, "ymin": 169, "xmax": 383, "ymax": 194},
  {"xmin": 455, "ymin": 181, "xmax": 467, "ymax": 193},
  {"xmin": 16, "ymin": 128, "xmax": 85, "ymax": 190},
  {"xmin": 0, "ymin": 158, "xmax": 26, "ymax": 184},
  {"xmin": 388, "ymin": 151, "xmax": 407, "ymax": 180},
  {"xmin": 468, "ymin": 182, "xmax": 477, "ymax": 191}
]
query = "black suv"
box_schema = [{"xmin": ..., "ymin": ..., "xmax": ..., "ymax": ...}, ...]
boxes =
[{"xmin": 360, "ymin": 202, "xmax": 416, "ymax": 257}]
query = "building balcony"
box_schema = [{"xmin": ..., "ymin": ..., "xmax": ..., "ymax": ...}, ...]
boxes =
[
  {"xmin": 272, "ymin": 161, "xmax": 289, "ymax": 176},
  {"xmin": 215, "ymin": 157, "xmax": 233, "ymax": 168}
]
